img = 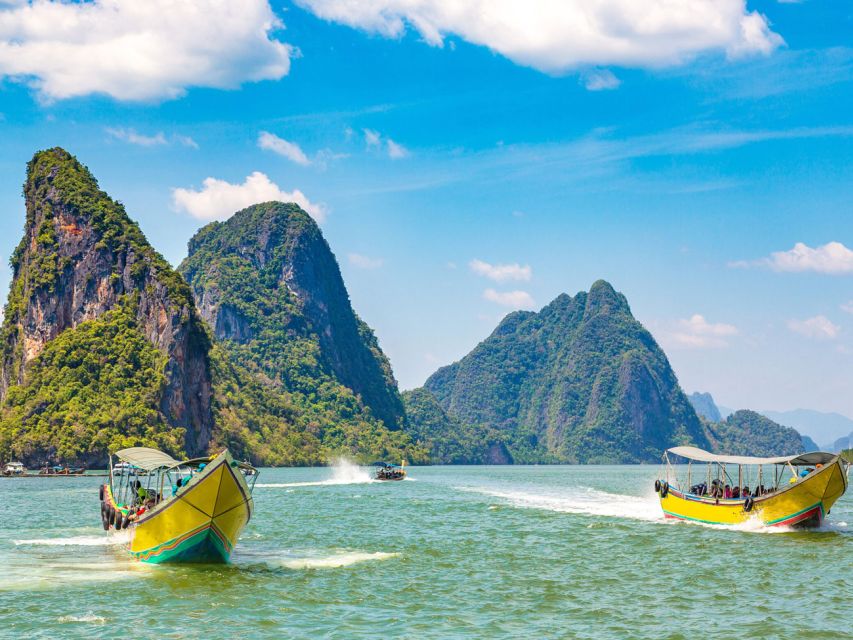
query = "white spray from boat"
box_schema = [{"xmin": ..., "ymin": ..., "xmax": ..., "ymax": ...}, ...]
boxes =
[
  {"xmin": 255, "ymin": 458, "xmax": 375, "ymax": 488},
  {"xmin": 465, "ymin": 483, "xmax": 847, "ymax": 534}
]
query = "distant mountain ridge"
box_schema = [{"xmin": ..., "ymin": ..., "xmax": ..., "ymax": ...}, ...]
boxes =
[
  {"xmin": 703, "ymin": 410, "xmax": 804, "ymax": 457},
  {"xmin": 688, "ymin": 392, "xmax": 721, "ymax": 422},
  {"xmin": 760, "ymin": 409, "xmax": 853, "ymax": 449},
  {"xmin": 689, "ymin": 391, "xmax": 820, "ymax": 454},
  {"xmin": 409, "ymin": 281, "xmax": 710, "ymax": 463}
]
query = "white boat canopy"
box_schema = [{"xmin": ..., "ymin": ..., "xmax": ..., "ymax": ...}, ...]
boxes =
[
  {"xmin": 666, "ymin": 446, "xmax": 836, "ymax": 466},
  {"xmin": 115, "ymin": 447, "xmax": 182, "ymax": 472}
]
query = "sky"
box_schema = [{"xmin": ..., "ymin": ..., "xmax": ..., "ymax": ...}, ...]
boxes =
[{"xmin": 0, "ymin": 1, "xmax": 851, "ymax": 421}]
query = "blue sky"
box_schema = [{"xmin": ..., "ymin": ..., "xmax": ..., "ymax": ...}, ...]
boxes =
[{"xmin": 0, "ymin": 1, "xmax": 851, "ymax": 425}]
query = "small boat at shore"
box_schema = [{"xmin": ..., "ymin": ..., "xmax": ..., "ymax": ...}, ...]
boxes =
[
  {"xmin": 373, "ymin": 461, "xmax": 407, "ymax": 481},
  {"xmin": 657, "ymin": 446, "xmax": 849, "ymax": 528},
  {"xmin": 2, "ymin": 461, "xmax": 26, "ymax": 476},
  {"xmin": 38, "ymin": 464, "xmax": 86, "ymax": 476},
  {"xmin": 100, "ymin": 448, "xmax": 258, "ymax": 563}
]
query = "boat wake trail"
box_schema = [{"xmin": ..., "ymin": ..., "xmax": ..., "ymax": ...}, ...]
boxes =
[
  {"xmin": 57, "ymin": 613, "xmax": 107, "ymax": 624},
  {"xmin": 463, "ymin": 485, "xmax": 664, "ymax": 522},
  {"xmin": 234, "ymin": 548, "xmax": 398, "ymax": 570},
  {"xmin": 13, "ymin": 531, "xmax": 130, "ymax": 546},
  {"xmin": 275, "ymin": 551, "xmax": 399, "ymax": 569},
  {"xmin": 256, "ymin": 459, "xmax": 375, "ymax": 488},
  {"xmin": 466, "ymin": 485, "xmax": 848, "ymax": 534}
]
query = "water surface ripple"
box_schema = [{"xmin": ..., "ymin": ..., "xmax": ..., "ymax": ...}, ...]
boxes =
[{"xmin": 1, "ymin": 465, "xmax": 851, "ymax": 638}]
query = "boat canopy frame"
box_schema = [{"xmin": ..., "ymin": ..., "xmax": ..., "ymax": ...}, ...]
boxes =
[
  {"xmin": 666, "ymin": 446, "xmax": 836, "ymax": 467},
  {"xmin": 115, "ymin": 447, "xmax": 257, "ymax": 473}
]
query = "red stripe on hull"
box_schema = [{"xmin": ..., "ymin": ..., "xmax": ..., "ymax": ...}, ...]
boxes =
[{"xmin": 772, "ymin": 505, "xmax": 823, "ymax": 528}]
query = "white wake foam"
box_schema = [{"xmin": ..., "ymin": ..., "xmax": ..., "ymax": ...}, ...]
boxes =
[
  {"xmin": 13, "ymin": 531, "xmax": 130, "ymax": 546},
  {"xmin": 466, "ymin": 485, "xmax": 664, "ymax": 522},
  {"xmin": 468, "ymin": 484, "xmax": 845, "ymax": 535},
  {"xmin": 256, "ymin": 459, "xmax": 375, "ymax": 488},
  {"xmin": 58, "ymin": 613, "xmax": 107, "ymax": 624},
  {"xmin": 276, "ymin": 551, "xmax": 399, "ymax": 569},
  {"xmin": 234, "ymin": 548, "xmax": 399, "ymax": 571}
]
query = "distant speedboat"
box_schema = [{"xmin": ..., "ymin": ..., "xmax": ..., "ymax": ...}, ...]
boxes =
[
  {"xmin": 373, "ymin": 461, "xmax": 407, "ymax": 481},
  {"xmin": 2, "ymin": 461, "xmax": 26, "ymax": 476},
  {"xmin": 112, "ymin": 461, "xmax": 140, "ymax": 476},
  {"xmin": 657, "ymin": 446, "xmax": 849, "ymax": 528},
  {"xmin": 100, "ymin": 448, "xmax": 258, "ymax": 563}
]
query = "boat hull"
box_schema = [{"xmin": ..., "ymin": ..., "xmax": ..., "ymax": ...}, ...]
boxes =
[
  {"xmin": 124, "ymin": 450, "xmax": 253, "ymax": 564},
  {"xmin": 660, "ymin": 456, "xmax": 847, "ymax": 528}
]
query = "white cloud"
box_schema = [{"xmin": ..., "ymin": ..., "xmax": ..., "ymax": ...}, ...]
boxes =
[
  {"xmin": 734, "ymin": 242, "xmax": 853, "ymax": 274},
  {"xmin": 348, "ymin": 253, "xmax": 384, "ymax": 269},
  {"xmin": 105, "ymin": 128, "xmax": 166, "ymax": 147},
  {"xmin": 386, "ymin": 139, "xmax": 409, "ymax": 159},
  {"xmin": 106, "ymin": 127, "xmax": 198, "ymax": 148},
  {"xmin": 469, "ymin": 259, "xmax": 532, "ymax": 282},
  {"xmin": 172, "ymin": 172, "xmax": 326, "ymax": 222},
  {"xmin": 0, "ymin": 0, "xmax": 292, "ymax": 102},
  {"xmin": 788, "ymin": 316, "xmax": 840, "ymax": 340},
  {"xmin": 296, "ymin": 0, "xmax": 782, "ymax": 73},
  {"xmin": 364, "ymin": 128, "xmax": 381, "ymax": 148},
  {"xmin": 174, "ymin": 134, "xmax": 199, "ymax": 149},
  {"xmin": 841, "ymin": 301, "xmax": 853, "ymax": 315},
  {"xmin": 363, "ymin": 128, "xmax": 409, "ymax": 158},
  {"xmin": 583, "ymin": 69, "xmax": 620, "ymax": 91},
  {"xmin": 258, "ymin": 131, "xmax": 312, "ymax": 166},
  {"xmin": 671, "ymin": 314, "xmax": 738, "ymax": 348},
  {"xmin": 483, "ymin": 288, "xmax": 535, "ymax": 309}
]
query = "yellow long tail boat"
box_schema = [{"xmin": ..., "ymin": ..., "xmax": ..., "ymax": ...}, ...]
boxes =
[
  {"xmin": 657, "ymin": 446, "xmax": 849, "ymax": 528},
  {"xmin": 99, "ymin": 448, "xmax": 257, "ymax": 563}
]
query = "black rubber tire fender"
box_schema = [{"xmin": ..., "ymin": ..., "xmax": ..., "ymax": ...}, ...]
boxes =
[
  {"xmin": 101, "ymin": 507, "xmax": 110, "ymax": 531},
  {"xmin": 99, "ymin": 484, "xmax": 105, "ymax": 502},
  {"xmin": 660, "ymin": 482, "xmax": 669, "ymax": 498},
  {"xmin": 108, "ymin": 506, "xmax": 116, "ymax": 527},
  {"xmin": 744, "ymin": 496, "xmax": 754, "ymax": 513},
  {"xmin": 654, "ymin": 479, "xmax": 661, "ymax": 493}
]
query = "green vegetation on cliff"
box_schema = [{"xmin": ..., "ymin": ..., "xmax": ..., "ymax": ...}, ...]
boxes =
[
  {"xmin": 417, "ymin": 281, "xmax": 708, "ymax": 463},
  {"xmin": 402, "ymin": 388, "xmax": 511, "ymax": 464},
  {"xmin": 180, "ymin": 202, "xmax": 423, "ymax": 465},
  {"xmin": 0, "ymin": 298, "xmax": 181, "ymax": 464},
  {"xmin": 0, "ymin": 150, "xmax": 423, "ymax": 466},
  {"xmin": 0, "ymin": 148, "xmax": 212, "ymax": 465},
  {"xmin": 703, "ymin": 410, "xmax": 804, "ymax": 457}
]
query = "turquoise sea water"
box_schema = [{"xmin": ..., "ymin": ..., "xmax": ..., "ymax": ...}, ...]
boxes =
[{"xmin": 1, "ymin": 464, "xmax": 852, "ymax": 639}]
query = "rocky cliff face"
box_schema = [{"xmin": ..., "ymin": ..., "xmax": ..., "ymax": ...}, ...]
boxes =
[
  {"xmin": 417, "ymin": 280, "xmax": 708, "ymax": 463},
  {"xmin": 178, "ymin": 202, "xmax": 419, "ymax": 465},
  {"xmin": 180, "ymin": 202, "xmax": 405, "ymax": 431},
  {"xmin": 0, "ymin": 148, "xmax": 213, "ymax": 461}
]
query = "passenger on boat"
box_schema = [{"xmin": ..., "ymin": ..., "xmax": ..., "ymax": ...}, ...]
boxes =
[
  {"xmin": 690, "ymin": 482, "xmax": 708, "ymax": 496},
  {"xmin": 731, "ymin": 486, "xmax": 740, "ymax": 499},
  {"xmin": 742, "ymin": 486, "xmax": 750, "ymax": 498},
  {"xmin": 135, "ymin": 480, "xmax": 150, "ymax": 504},
  {"xmin": 724, "ymin": 484, "xmax": 732, "ymax": 499}
]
